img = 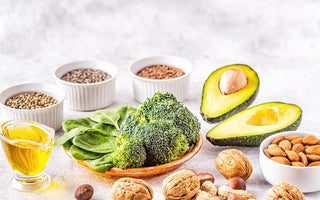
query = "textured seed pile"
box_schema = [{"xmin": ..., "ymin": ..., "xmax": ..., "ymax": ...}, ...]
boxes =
[
  {"xmin": 137, "ymin": 65, "xmax": 185, "ymax": 80},
  {"xmin": 5, "ymin": 92, "xmax": 58, "ymax": 109},
  {"xmin": 61, "ymin": 68, "xmax": 111, "ymax": 84}
]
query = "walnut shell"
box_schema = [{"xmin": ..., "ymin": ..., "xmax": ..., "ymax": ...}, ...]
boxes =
[
  {"xmin": 266, "ymin": 182, "xmax": 305, "ymax": 200},
  {"xmin": 215, "ymin": 149, "xmax": 252, "ymax": 180},
  {"xmin": 162, "ymin": 169, "xmax": 200, "ymax": 200},
  {"xmin": 111, "ymin": 178, "xmax": 153, "ymax": 200}
]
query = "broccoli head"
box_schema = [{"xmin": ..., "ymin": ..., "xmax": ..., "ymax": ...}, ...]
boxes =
[
  {"xmin": 110, "ymin": 133, "xmax": 146, "ymax": 169},
  {"xmin": 134, "ymin": 120, "xmax": 189, "ymax": 166},
  {"xmin": 135, "ymin": 92, "xmax": 200, "ymax": 144}
]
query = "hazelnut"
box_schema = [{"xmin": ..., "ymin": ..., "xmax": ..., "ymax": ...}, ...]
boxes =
[
  {"xmin": 162, "ymin": 169, "xmax": 200, "ymax": 200},
  {"xmin": 266, "ymin": 182, "xmax": 305, "ymax": 200},
  {"xmin": 215, "ymin": 149, "xmax": 252, "ymax": 180},
  {"xmin": 219, "ymin": 68, "xmax": 248, "ymax": 95},
  {"xmin": 111, "ymin": 178, "xmax": 153, "ymax": 200},
  {"xmin": 227, "ymin": 193, "xmax": 245, "ymax": 200},
  {"xmin": 226, "ymin": 177, "xmax": 246, "ymax": 190},
  {"xmin": 74, "ymin": 184, "xmax": 94, "ymax": 200},
  {"xmin": 197, "ymin": 172, "xmax": 215, "ymax": 185}
]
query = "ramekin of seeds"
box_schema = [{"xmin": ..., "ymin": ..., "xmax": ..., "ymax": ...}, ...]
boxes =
[
  {"xmin": 259, "ymin": 131, "xmax": 320, "ymax": 193},
  {"xmin": 54, "ymin": 60, "xmax": 118, "ymax": 111},
  {"xmin": 128, "ymin": 55, "xmax": 192, "ymax": 102},
  {"xmin": 0, "ymin": 83, "xmax": 65, "ymax": 130}
]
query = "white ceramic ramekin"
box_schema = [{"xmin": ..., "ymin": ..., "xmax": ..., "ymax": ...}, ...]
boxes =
[
  {"xmin": 260, "ymin": 131, "xmax": 320, "ymax": 193},
  {"xmin": 128, "ymin": 55, "xmax": 192, "ymax": 102},
  {"xmin": 0, "ymin": 83, "xmax": 65, "ymax": 130},
  {"xmin": 54, "ymin": 60, "xmax": 118, "ymax": 111}
]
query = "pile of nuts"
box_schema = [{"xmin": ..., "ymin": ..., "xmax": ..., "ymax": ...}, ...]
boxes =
[
  {"xmin": 136, "ymin": 64, "xmax": 185, "ymax": 80},
  {"xmin": 162, "ymin": 169, "xmax": 256, "ymax": 200},
  {"xmin": 264, "ymin": 134, "xmax": 320, "ymax": 167}
]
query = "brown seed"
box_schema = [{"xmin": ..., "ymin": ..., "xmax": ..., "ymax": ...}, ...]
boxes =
[
  {"xmin": 264, "ymin": 149, "xmax": 272, "ymax": 158},
  {"xmin": 271, "ymin": 157, "xmax": 290, "ymax": 165},
  {"xmin": 292, "ymin": 143, "xmax": 305, "ymax": 154},
  {"xmin": 291, "ymin": 162, "xmax": 305, "ymax": 167},
  {"xmin": 268, "ymin": 145, "xmax": 286, "ymax": 157},
  {"xmin": 226, "ymin": 177, "xmax": 246, "ymax": 190},
  {"xmin": 298, "ymin": 152, "xmax": 308, "ymax": 166},
  {"xmin": 305, "ymin": 145, "xmax": 320, "ymax": 156},
  {"xmin": 286, "ymin": 135, "xmax": 303, "ymax": 141},
  {"xmin": 308, "ymin": 161, "xmax": 320, "ymax": 167},
  {"xmin": 279, "ymin": 140, "xmax": 291, "ymax": 151},
  {"xmin": 271, "ymin": 135, "xmax": 285, "ymax": 145},
  {"xmin": 291, "ymin": 138, "xmax": 303, "ymax": 145},
  {"xmin": 136, "ymin": 65, "xmax": 185, "ymax": 80},
  {"xmin": 303, "ymin": 135, "xmax": 319, "ymax": 145},
  {"xmin": 306, "ymin": 154, "xmax": 320, "ymax": 162},
  {"xmin": 61, "ymin": 68, "xmax": 111, "ymax": 84},
  {"xmin": 285, "ymin": 150, "xmax": 300, "ymax": 162},
  {"xmin": 197, "ymin": 172, "xmax": 215, "ymax": 185}
]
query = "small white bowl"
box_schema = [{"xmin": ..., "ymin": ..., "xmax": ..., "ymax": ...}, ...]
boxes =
[
  {"xmin": 128, "ymin": 55, "xmax": 192, "ymax": 102},
  {"xmin": 0, "ymin": 83, "xmax": 65, "ymax": 130},
  {"xmin": 260, "ymin": 131, "xmax": 320, "ymax": 193},
  {"xmin": 54, "ymin": 60, "xmax": 118, "ymax": 111}
]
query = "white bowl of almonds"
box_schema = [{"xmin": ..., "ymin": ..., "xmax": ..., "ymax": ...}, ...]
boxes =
[
  {"xmin": 0, "ymin": 83, "xmax": 65, "ymax": 130},
  {"xmin": 128, "ymin": 55, "xmax": 192, "ymax": 102},
  {"xmin": 54, "ymin": 60, "xmax": 118, "ymax": 111},
  {"xmin": 260, "ymin": 131, "xmax": 320, "ymax": 193}
]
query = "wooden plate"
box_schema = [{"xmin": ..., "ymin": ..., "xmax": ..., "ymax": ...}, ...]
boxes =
[{"xmin": 64, "ymin": 132, "xmax": 203, "ymax": 178}]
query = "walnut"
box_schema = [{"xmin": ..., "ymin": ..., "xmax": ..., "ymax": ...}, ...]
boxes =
[
  {"xmin": 266, "ymin": 182, "xmax": 305, "ymax": 200},
  {"xmin": 162, "ymin": 169, "xmax": 200, "ymax": 200},
  {"xmin": 215, "ymin": 149, "xmax": 252, "ymax": 180},
  {"xmin": 111, "ymin": 177, "xmax": 153, "ymax": 200}
]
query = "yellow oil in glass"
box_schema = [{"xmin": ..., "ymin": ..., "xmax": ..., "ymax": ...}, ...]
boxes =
[{"xmin": 1, "ymin": 124, "xmax": 54, "ymax": 176}]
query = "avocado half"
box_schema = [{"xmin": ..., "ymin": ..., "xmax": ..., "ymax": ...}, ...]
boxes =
[
  {"xmin": 206, "ymin": 102, "xmax": 302, "ymax": 146},
  {"xmin": 201, "ymin": 64, "xmax": 260, "ymax": 123}
]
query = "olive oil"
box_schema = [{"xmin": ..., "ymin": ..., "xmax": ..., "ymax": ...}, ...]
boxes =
[{"xmin": 1, "ymin": 123, "xmax": 54, "ymax": 176}]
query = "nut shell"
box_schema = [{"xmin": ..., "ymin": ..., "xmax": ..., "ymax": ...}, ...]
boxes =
[
  {"xmin": 215, "ymin": 149, "xmax": 252, "ymax": 180},
  {"xmin": 162, "ymin": 169, "xmax": 200, "ymax": 200},
  {"xmin": 266, "ymin": 182, "xmax": 305, "ymax": 200},
  {"xmin": 111, "ymin": 178, "xmax": 153, "ymax": 200}
]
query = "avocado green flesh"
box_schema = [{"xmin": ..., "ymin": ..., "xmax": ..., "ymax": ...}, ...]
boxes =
[
  {"xmin": 206, "ymin": 102, "xmax": 302, "ymax": 146},
  {"xmin": 201, "ymin": 64, "xmax": 259, "ymax": 123}
]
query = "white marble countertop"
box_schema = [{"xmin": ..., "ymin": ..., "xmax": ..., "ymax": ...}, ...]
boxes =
[{"xmin": 1, "ymin": 0, "xmax": 320, "ymax": 199}]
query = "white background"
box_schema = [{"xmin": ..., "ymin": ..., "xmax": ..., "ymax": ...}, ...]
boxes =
[{"xmin": 1, "ymin": 0, "xmax": 320, "ymax": 199}]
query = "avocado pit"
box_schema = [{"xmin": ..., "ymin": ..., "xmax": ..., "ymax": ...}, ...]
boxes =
[{"xmin": 219, "ymin": 68, "xmax": 248, "ymax": 95}]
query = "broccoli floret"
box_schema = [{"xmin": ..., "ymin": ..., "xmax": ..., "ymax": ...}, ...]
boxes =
[
  {"xmin": 134, "ymin": 120, "xmax": 189, "ymax": 166},
  {"xmin": 110, "ymin": 133, "xmax": 146, "ymax": 169}
]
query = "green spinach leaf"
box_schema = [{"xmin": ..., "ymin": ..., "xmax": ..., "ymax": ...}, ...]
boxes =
[
  {"xmin": 72, "ymin": 131, "xmax": 116, "ymax": 153},
  {"xmin": 62, "ymin": 140, "xmax": 73, "ymax": 150},
  {"xmin": 89, "ymin": 110, "xmax": 120, "ymax": 130},
  {"xmin": 86, "ymin": 153, "xmax": 113, "ymax": 173},
  {"xmin": 92, "ymin": 123, "xmax": 118, "ymax": 136},
  {"xmin": 70, "ymin": 145, "xmax": 104, "ymax": 160},
  {"xmin": 115, "ymin": 106, "xmax": 137, "ymax": 127},
  {"xmin": 62, "ymin": 118, "xmax": 96, "ymax": 132},
  {"xmin": 54, "ymin": 127, "xmax": 89, "ymax": 146}
]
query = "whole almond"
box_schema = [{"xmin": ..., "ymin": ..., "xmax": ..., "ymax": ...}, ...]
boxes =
[
  {"xmin": 279, "ymin": 140, "xmax": 291, "ymax": 151},
  {"xmin": 291, "ymin": 162, "xmax": 305, "ymax": 167},
  {"xmin": 306, "ymin": 154, "xmax": 320, "ymax": 162},
  {"xmin": 291, "ymin": 138, "xmax": 303, "ymax": 145},
  {"xmin": 292, "ymin": 143, "xmax": 305, "ymax": 154},
  {"xmin": 271, "ymin": 157, "xmax": 290, "ymax": 165},
  {"xmin": 285, "ymin": 150, "xmax": 299, "ymax": 162},
  {"xmin": 268, "ymin": 145, "xmax": 286, "ymax": 157},
  {"xmin": 271, "ymin": 135, "xmax": 285, "ymax": 145},
  {"xmin": 286, "ymin": 135, "xmax": 303, "ymax": 141},
  {"xmin": 264, "ymin": 149, "xmax": 272, "ymax": 158},
  {"xmin": 298, "ymin": 152, "xmax": 308, "ymax": 166},
  {"xmin": 308, "ymin": 161, "xmax": 320, "ymax": 167},
  {"xmin": 305, "ymin": 145, "xmax": 320, "ymax": 156},
  {"xmin": 303, "ymin": 135, "xmax": 319, "ymax": 145}
]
